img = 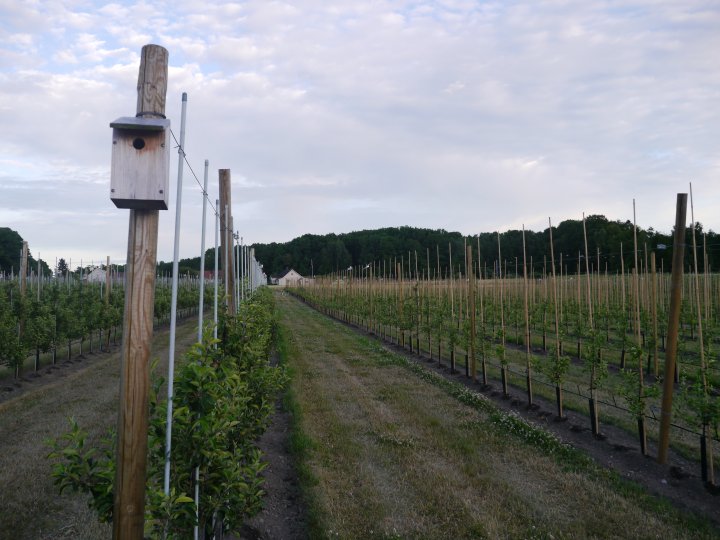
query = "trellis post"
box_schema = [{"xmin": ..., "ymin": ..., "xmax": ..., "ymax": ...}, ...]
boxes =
[
  {"xmin": 112, "ymin": 44, "xmax": 169, "ymax": 539},
  {"xmin": 657, "ymin": 193, "xmax": 687, "ymax": 465}
]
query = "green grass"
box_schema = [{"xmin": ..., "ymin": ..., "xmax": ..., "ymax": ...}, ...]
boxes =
[
  {"xmin": 0, "ymin": 319, "xmax": 200, "ymax": 540},
  {"xmin": 277, "ymin": 292, "xmax": 719, "ymax": 539}
]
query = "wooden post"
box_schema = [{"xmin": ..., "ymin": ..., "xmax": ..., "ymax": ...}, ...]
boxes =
[
  {"xmin": 650, "ymin": 252, "xmax": 658, "ymax": 376},
  {"xmin": 37, "ymin": 254, "xmax": 41, "ymax": 301},
  {"xmin": 105, "ymin": 255, "xmax": 112, "ymax": 351},
  {"xmin": 657, "ymin": 193, "xmax": 687, "ymax": 465},
  {"xmin": 113, "ymin": 44, "xmax": 168, "ymax": 540},
  {"xmin": 19, "ymin": 241, "xmax": 28, "ymax": 296},
  {"xmin": 467, "ymin": 245, "xmax": 476, "ymax": 382},
  {"xmin": 17, "ymin": 241, "xmax": 28, "ymax": 377},
  {"xmin": 219, "ymin": 169, "xmax": 236, "ymax": 315},
  {"xmin": 522, "ymin": 226, "xmax": 533, "ymax": 406}
]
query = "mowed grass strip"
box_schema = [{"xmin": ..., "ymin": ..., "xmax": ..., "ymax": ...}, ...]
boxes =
[
  {"xmin": 277, "ymin": 293, "xmax": 716, "ymax": 540},
  {"xmin": 0, "ymin": 318, "xmax": 199, "ymax": 540}
]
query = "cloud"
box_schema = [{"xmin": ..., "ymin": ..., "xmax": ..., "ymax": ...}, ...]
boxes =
[{"xmin": 1, "ymin": 0, "xmax": 719, "ymax": 266}]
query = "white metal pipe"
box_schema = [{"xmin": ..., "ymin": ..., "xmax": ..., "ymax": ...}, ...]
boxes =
[
  {"xmin": 198, "ymin": 159, "xmax": 209, "ymax": 343},
  {"xmin": 235, "ymin": 231, "xmax": 240, "ymax": 310},
  {"xmin": 240, "ymin": 238, "xmax": 245, "ymax": 301},
  {"xmin": 164, "ymin": 91, "xmax": 188, "ymax": 496},
  {"xmin": 214, "ymin": 199, "xmax": 219, "ymax": 341},
  {"xmin": 194, "ymin": 158, "xmax": 209, "ymax": 540}
]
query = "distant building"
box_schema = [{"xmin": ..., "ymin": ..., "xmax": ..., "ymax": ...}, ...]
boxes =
[
  {"xmin": 85, "ymin": 267, "xmax": 106, "ymax": 283},
  {"xmin": 271, "ymin": 268, "xmax": 313, "ymax": 287}
]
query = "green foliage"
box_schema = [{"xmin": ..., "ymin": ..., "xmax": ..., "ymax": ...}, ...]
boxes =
[
  {"xmin": 679, "ymin": 335, "xmax": 720, "ymax": 431},
  {"xmin": 0, "ymin": 227, "xmax": 52, "ymax": 275},
  {"xmin": 495, "ymin": 327, "xmax": 507, "ymax": 366},
  {"xmin": 537, "ymin": 342, "xmax": 571, "ymax": 386},
  {"xmin": 0, "ymin": 227, "xmax": 23, "ymax": 274},
  {"xmin": 46, "ymin": 418, "xmax": 115, "ymax": 521},
  {"xmin": 0, "ymin": 285, "xmax": 24, "ymax": 369},
  {"xmin": 680, "ymin": 375, "xmax": 720, "ymax": 430},
  {"xmin": 617, "ymin": 347, "xmax": 660, "ymax": 418},
  {"xmin": 583, "ymin": 329, "xmax": 608, "ymax": 394},
  {"xmin": 48, "ymin": 288, "xmax": 286, "ymax": 538},
  {"xmin": 25, "ymin": 297, "xmax": 55, "ymax": 352},
  {"xmin": 248, "ymin": 217, "xmax": 704, "ymax": 279}
]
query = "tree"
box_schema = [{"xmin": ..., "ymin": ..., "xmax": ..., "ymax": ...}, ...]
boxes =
[
  {"xmin": 57, "ymin": 258, "xmax": 69, "ymax": 277},
  {"xmin": 0, "ymin": 227, "xmax": 23, "ymax": 274}
]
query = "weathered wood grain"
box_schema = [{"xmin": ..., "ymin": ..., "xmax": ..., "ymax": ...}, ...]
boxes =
[{"xmin": 113, "ymin": 43, "xmax": 167, "ymax": 540}]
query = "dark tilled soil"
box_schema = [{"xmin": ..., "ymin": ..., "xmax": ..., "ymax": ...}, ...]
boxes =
[{"xmin": 230, "ymin": 399, "xmax": 307, "ymax": 540}]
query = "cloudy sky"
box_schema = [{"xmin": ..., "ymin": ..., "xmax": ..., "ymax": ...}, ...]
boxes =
[{"xmin": 1, "ymin": 1, "xmax": 719, "ymax": 267}]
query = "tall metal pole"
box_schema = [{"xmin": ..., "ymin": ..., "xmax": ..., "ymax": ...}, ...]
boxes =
[
  {"xmin": 250, "ymin": 248, "xmax": 255, "ymax": 292},
  {"xmin": 213, "ymin": 200, "xmax": 219, "ymax": 341},
  {"xmin": 657, "ymin": 193, "xmax": 688, "ymax": 464},
  {"xmin": 194, "ymin": 158, "xmax": 208, "ymax": 540},
  {"xmin": 235, "ymin": 230, "xmax": 240, "ymax": 309},
  {"xmin": 240, "ymin": 237, "xmax": 245, "ymax": 301},
  {"xmin": 197, "ymin": 159, "xmax": 209, "ymax": 343},
  {"xmin": 164, "ymin": 91, "xmax": 188, "ymax": 496}
]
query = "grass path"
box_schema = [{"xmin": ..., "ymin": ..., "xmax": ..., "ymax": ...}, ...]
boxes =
[
  {"xmin": 278, "ymin": 292, "xmax": 716, "ymax": 539},
  {"xmin": 0, "ymin": 318, "xmax": 199, "ymax": 540}
]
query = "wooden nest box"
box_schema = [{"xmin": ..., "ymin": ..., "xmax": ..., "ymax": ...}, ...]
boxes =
[{"xmin": 110, "ymin": 116, "xmax": 171, "ymax": 210}]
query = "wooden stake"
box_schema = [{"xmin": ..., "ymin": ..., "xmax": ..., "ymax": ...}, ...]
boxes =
[
  {"xmin": 19, "ymin": 241, "xmax": 28, "ymax": 296},
  {"xmin": 651, "ymin": 252, "xmax": 658, "ymax": 376},
  {"xmin": 657, "ymin": 193, "xmax": 687, "ymax": 465},
  {"xmin": 689, "ymin": 185, "xmax": 714, "ymax": 484},
  {"xmin": 467, "ymin": 245, "xmax": 476, "ymax": 382},
  {"xmin": 17, "ymin": 241, "xmax": 28, "ymax": 377},
  {"xmin": 498, "ymin": 233, "xmax": 508, "ymax": 396},
  {"xmin": 219, "ymin": 170, "xmax": 236, "ymax": 314},
  {"xmin": 522, "ymin": 226, "xmax": 532, "ymax": 405},
  {"xmin": 113, "ymin": 44, "xmax": 167, "ymax": 540},
  {"xmin": 105, "ymin": 255, "xmax": 112, "ymax": 350},
  {"xmin": 582, "ymin": 214, "xmax": 593, "ymax": 327},
  {"xmin": 548, "ymin": 218, "xmax": 563, "ymax": 417}
]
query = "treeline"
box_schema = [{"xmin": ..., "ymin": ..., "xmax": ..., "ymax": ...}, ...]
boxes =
[
  {"xmin": 0, "ymin": 228, "xmax": 52, "ymax": 276},
  {"xmin": 251, "ymin": 216, "xmax": 718, "ymax": 278},
  {"xmin": 6, "ymin": 217, "xmax": 718, "ymax": 282}
]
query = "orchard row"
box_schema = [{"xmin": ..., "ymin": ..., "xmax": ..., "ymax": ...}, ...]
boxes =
[
  {"xmin": 290, "ymin": 242, "xmax": 719, "ymax": 486},
  {"xmin": 0, "ymin": 278, "xmax": 201, "ymax": 375}
]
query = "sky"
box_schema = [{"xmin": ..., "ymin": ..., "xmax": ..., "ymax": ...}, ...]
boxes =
[{"xmin": 1, "ymin": 1, "xmax": 719, "ymax": 269}]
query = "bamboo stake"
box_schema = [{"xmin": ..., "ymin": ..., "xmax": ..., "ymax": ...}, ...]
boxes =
[
  {"xmin": 582, "ymin": 215, "xmax": 600, "ymax": 435},
  {"xmin": 651, "ymin": 252, "xmax": 659, "ymax": 377},
  {"xmin": 582, "ymin": 214, "xmax": 593, "ymax": 327},
  {"xmin": 549, "ymin": 218, "xmax": 564, "ymax": 418},
  {"xmin": 689, "ymin": 184, "xmax": 714, "ymax": 484},
  {"xmin": 467, "ymin": 245, "xmax": 476, "ymax": 382},
  {"xmin": 633, "ymin": 200, "xmax": 648, "ymax": 455},
  {"xmin": 658, "ymin": 193, "xmax": 688, "ymax": 465},
  {"xmin": 17, "ymin": 241, "xmax": 28, "ymax": 377},
  {"xmin": 522, "ymin": 225, "xmax": 533, "ymax": 406},
  {"xmin": 478, "ymin": 236, "xmax": 487, "ymax": 385},
  {"xmin": 498, "ymin": 232, "xmax": 508, "ymax": 397},
  {"xmin": 449, "ymin": 243, "xmax": 455, "ymax": 372}
]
